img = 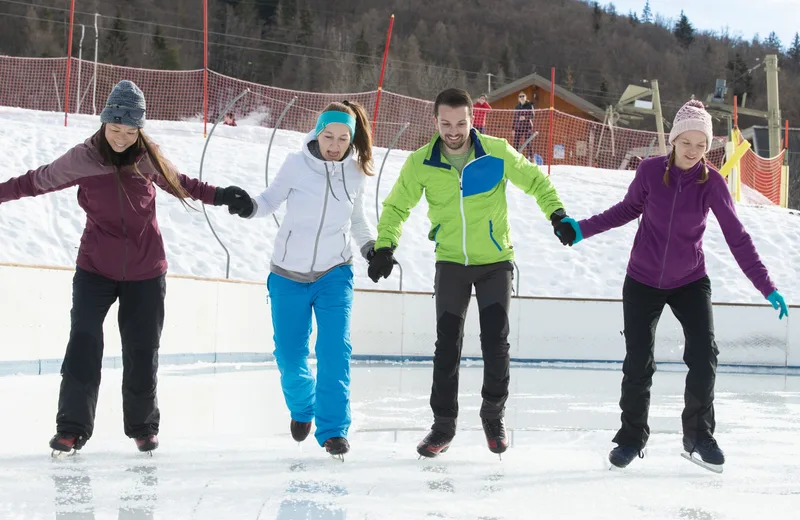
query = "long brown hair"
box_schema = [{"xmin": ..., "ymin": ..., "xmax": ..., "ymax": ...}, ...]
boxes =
[
  {"xmin": 662, "ymin": 148, "xmax": 709, "ymax": 186},
  {"xmin": 98, "ymin": 124, "xmax": 193, "ymax": 209},
  {"xmin": 323, "ymin": 101, "xmax": 374, "ymax": 176}
]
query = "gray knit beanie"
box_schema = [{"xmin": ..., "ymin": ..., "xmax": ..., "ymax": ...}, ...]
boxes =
[{"xmin": 100, "ymin": 80, "xmax": 146, "ymax": 128}]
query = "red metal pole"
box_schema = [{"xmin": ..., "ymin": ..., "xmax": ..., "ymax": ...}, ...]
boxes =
[
  {"xmin": 786, "ymin": 120, "xmax": 790, "ymax": 150},
  {"xmin": 733, "ymin": 95, "xmax": 738, "ymax": 129},
  {"xmin": 203, "ymin": 0, "xmax": 209, "ymax": 137},
  {"xmin": 64, "ymin": 0, "xmax": 76, "ymax": 126},
  {"xmin": 371, "ymin": 14, "xmax": 394, "ymax": 141},
  {"xmin": 547, "ymin": 67, "xmax": 555, "ymax": 175}
]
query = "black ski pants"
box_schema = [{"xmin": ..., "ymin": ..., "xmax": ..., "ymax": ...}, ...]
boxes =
[
  {"xmin": 430, "ymin": 261, "xmax": 513, "ymax": 437},
  {"xmin": 613, "ymin": 275, "xmax": 719, "ymax": 450},
  {"xmin": 56, "ymin": 267, "xmax": 166, "ymax": 440}
]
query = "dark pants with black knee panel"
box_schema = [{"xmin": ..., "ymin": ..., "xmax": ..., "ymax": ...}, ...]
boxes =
[
  {"xmin": 56, "ymin": 267, "xmax": 165, "ymax": 440},
  {"xmin": 613, "ymin": 275, "xmax": 719, "ymax": 450},
  {"xmin": 430, "ymin": 261, "xmax": 513, "ymax": 437}
]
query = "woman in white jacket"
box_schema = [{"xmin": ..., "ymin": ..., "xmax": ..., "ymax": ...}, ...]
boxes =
[{"xmin": 232, "ymin": 101, "xmax": 376, "ymax": 457}]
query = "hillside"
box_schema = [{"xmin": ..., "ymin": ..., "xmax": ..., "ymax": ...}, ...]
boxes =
[
  {"xmin": 0, "ymin": 106, "xmax": 797, "ymax": 305},
  {"xmin": 1, "ymin": 0, "xmax": 799, "ymax": 131}
]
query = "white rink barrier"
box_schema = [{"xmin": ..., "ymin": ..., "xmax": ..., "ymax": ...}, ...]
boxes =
[{"xmin": 0, "ymin": 264, "xmax": 795, "ymax": 375}]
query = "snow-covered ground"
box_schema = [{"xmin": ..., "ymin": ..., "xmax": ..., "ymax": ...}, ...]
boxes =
[{"xmin": 0, "ymin": 106, "xmax": 796, "ymax": 305}]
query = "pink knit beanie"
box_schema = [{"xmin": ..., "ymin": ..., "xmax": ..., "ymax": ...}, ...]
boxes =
[{"xmin": 669, "ymin": 99, "xmax": 713, "ymax": 153}]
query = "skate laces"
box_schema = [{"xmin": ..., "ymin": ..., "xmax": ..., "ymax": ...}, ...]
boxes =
[
  {"xmin": 483, "ymin": 419, "xmax": 505, "ymax": 438},
  {"xmin": 426, "ymin": 430, "xmax": 451, "ymax": 445},
  {"xmin": 697, "ymin": 438, "xmax": 718, "ymax": 451}
]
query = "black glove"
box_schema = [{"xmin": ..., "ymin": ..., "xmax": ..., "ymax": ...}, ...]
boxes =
[
  {"xmin": 214, "ymin": 186, "xmax": 254, "ymax": 218},
  {"xmin": 550, "ymin": 208, "xmax": 576, "ymax": 246},
  {"xmin": 367, "ymin": 247, "xmax": 395, "ymax": 283}
]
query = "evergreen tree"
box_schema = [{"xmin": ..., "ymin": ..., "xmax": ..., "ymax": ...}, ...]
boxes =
[
  {"xmin": 641, "ymin": 0, "xmax": 652, "ymax": 23},
  {"xmin": 152, "ymin": 25, "xmax": 179, "ymax": 70},
  {"xmin": 673, "ymin": 10, "xmax": 695, "ymax": 47},
  {"xmin": 789, "ymin": 33, "xmax": 800, "ymax": 66},
  {"xmin": 355, "ymin": 28, "xmax": 371, "ymax": 77},
  {"xmin": 629, "ymin": 11, "xmax": 639, "ymax": 25},
  {"xmin": 763, "ymin": 31, "xmax": 782, "ymax": 51},
  {"xmin": 102, "ymin": 8, "xmax": 129, "ymax": 66},
  {"xmin": 592, "ymin": 2, "xmax": 603, "ymax": 33},
  {"xmin": 727, "ymin": 53, "xmax": 754, "ymax": 102},
  {"xmin": 606, "ymin": 3, "xmax": 617, "ymax": 23}
]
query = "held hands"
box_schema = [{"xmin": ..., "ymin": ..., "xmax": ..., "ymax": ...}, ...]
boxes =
[
  {"xmin": 367, "ymin": 247, "xmax": 396, "ymax": 283},
  {"xmin": 214, "ymin": 186, "xmax": 254, "ymax": 218},
  {"xmin": 767, "ymin": 290, "xmax": 788, "ymax": 320},
  {"xmin": 550, "ymin": 209, "xmax": 582, "ymax": 246}
]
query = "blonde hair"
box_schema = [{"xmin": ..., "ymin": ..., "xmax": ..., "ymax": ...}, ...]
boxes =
[{"xmin": 662, "ymin": 148, "xmax": 709, "ymax": 186}]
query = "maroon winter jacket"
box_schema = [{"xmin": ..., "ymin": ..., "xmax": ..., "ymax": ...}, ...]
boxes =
[{"xmin": 0, "ymin": 133, "xmax": 218, "ymax": 281}]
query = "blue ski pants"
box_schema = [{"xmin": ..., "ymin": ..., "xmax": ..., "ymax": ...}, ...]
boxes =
[{"xmin": 267, "ymin": 265, "xmax": 354, "ymax": 446}]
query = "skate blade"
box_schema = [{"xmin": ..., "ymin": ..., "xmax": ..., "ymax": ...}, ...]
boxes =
[
  {"xmin": 681, "ymin": 452, "xmax": 723, "ymax": 474},
  {"xmin": 51, "ymin": 449, "xmax": 77, "ymax": 459},
  {"xmin": 329, "ymin": 454, "xmax": 345, "ymax": 462}
]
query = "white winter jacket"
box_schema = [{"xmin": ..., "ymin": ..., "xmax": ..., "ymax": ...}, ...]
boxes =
[{"xmin": 250, "ymin": 132, "xmax": 375, "ymax": 275}]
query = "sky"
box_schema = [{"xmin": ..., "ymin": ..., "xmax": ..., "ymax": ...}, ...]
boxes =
[{"xmin": 609, "ymin": 0, "xmax": 798, "ymax": 48}]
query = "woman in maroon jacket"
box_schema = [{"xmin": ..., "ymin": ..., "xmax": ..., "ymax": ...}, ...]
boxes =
[{"xmin": 0, "ymin": 80, "xmax": 252, "ymax": 454}]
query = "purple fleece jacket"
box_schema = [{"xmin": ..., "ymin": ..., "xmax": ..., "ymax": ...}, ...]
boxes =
[{"xmin": 579, "ymin": 155, "xmax": 776, "ymax": 298}]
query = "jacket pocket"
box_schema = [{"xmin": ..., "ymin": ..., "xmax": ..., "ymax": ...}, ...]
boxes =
[
  {"xmin": 281, "ymin": 230, "xmax": 293, "ymax": 262},
  {"xmin": 428, "ymin": 224, "xmax": 441, "ymax": 251},
  {"xmin": 489, "ymin": 220, "xmax": 502, "ymax": 251}
]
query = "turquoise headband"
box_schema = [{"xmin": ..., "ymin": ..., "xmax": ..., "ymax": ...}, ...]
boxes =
[{"xmin": 315, "ymin": 111, "xmax": 356, "ymax": 143}]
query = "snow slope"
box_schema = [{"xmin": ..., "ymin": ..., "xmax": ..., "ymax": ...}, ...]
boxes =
[{"xmin": 0, "ymin": 107, "xmax": 797, "ymax": 304}]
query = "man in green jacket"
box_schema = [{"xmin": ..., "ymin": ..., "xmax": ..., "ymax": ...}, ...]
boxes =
[{"xmin": 367, "ymin": 88, "xmax": 575, "ymax": 458}]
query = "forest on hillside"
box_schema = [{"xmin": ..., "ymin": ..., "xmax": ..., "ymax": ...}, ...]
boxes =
[{"xmin": 1, "ymin": 0, "xmax": 799, "ymax": 134}]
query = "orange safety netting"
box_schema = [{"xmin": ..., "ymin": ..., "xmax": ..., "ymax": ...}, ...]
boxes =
[{"xmin": 0, "ymin": 55, "xmax": 783, "ymax": 204}]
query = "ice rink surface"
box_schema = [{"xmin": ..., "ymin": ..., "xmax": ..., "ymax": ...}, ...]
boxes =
[{"xmin": 0, "ymin": 363, "xmax": 798, "ymax": 519}]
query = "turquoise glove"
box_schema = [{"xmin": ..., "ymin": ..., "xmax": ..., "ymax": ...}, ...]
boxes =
[
  {"xmin": 561, "ymin": 217, "xmax": 583, "ymax": 245},
  {"xmin": 767, "ymin": 290, "xmax": 788, "ymax": 320}
]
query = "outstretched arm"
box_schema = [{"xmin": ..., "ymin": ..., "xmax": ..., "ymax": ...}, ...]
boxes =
[
  {"xmin": 577, "ymin": 166, "xmax": 647, "ymax": 240},
  {"xmin": 374, "ymin": 155, "xmax": 425, "ymax": 250},
  {"xmin": 247, "ymin": 159, "xmax": 294, "ymax": 218},
  {"xmin": 709, "ymin": 179, "xmax": 776, "ymax": 298},
  {"xmin": 0, "ymin": 145, "xmax": 92, "ymax": 203},
  {"xmin": 502, "ymin": 140, "xmax": 564, "ymax": 219}
]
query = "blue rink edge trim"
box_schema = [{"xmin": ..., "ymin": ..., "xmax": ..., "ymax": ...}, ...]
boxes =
[{"xmin": 0, "ymin": 353, "xmax": 798, "ymax": 377}]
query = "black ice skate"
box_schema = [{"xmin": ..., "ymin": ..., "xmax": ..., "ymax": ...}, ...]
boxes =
[
  {"xmin": 481, "ymin": 418, "xmax": 509, "ymax": 456},
  {"xmin": 290, "ymin": 420, "xmax": 312, "ymax": 443},
  {"xmin": 416, "ymin": 430, "xmax": 454, "ymax": 459},
  {"xmin": 681, "ymin": 436, "xmax": 724, "ymax": 473},
  {"xmin": 49, "ymin": 432, "xmax": 86, "ymax": 457},
  {"xmin": 323, "ymin": 437, "xmax": 349, "ymax": 461},
  {"xmin": 608, "ymin": 444, "xmax": 644, "ymax": 469},
  {"xmin": 135, "ymin": 434, "xmax": 159, "ymax": 455}
]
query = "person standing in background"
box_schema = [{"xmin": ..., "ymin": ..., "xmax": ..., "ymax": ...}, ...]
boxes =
[
  {"xmin": 512, "ymin": 92, "xmax": 534, "ymax": 158},
  {"xmin": 472, "ymin": 94, "xmax": 492, "ymax": 134}
]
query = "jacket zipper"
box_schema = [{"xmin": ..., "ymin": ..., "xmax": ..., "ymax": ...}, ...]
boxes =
[
  {"xmin": 115, "ymin": 169, "xmax": 129, "ymax": 280},
  {"xmin": 281, "ymin": 230, "xmax": 292, "ymax": 262},
  {"xmin": 658, "ymin": 176, "xmax": 681, "ymax": 288},
  {"xmin": 311, "ymin": 164, "xmax": 332, "ymax": 271}
]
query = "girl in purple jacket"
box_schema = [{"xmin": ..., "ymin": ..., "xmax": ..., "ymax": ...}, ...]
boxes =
[
  {"xmin": 0, "ymin": 80, "xmax": 251, "ymax": 455},
  {"xmin": 559, "ymin": 100, "xmax": 788, "ymax": 472}
]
